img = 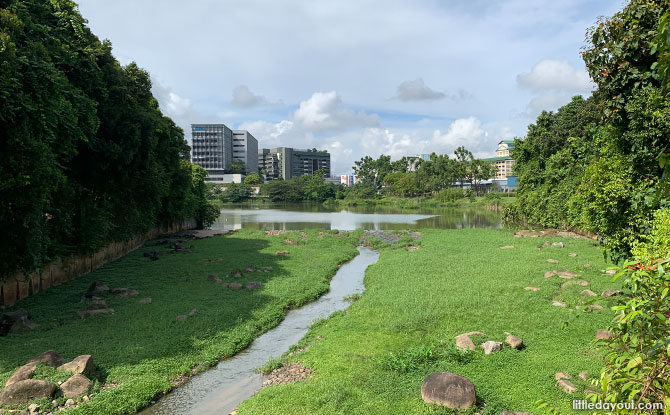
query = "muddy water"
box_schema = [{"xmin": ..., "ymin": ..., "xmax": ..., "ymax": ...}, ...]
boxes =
[{"xmin": 138, "ymin": 247, "xmax": 379, "ymax": 415}]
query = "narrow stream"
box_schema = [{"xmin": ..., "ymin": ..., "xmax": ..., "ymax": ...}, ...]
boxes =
[{"xmin": 139, "ymin": 246, "xmax": 379, "ymax": 415}]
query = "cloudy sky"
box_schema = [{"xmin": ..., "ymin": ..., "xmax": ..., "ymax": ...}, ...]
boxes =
[{"xmin": 77, "ymin": 0, "xmax": 620, "ymax": 174}]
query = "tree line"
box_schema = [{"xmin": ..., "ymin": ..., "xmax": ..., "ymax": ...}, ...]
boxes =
[{"xmin": 0, "ymin": 0, "xmax": 217, "ymax": 279}]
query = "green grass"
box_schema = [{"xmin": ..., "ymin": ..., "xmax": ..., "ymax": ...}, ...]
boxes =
[
  {"xmin": 0, "ymin": 229, "xmax": 359, "ymax": 415},
  {"xmin": 237, "ymin": 229, "xmax": 620, "ymax": 415}
]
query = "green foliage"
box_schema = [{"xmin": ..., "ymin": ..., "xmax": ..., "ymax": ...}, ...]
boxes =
[
  {"xmin": 244, "ymin": 172, "xmax": 261, "ymax": 185},
  {"xmin": 230, "ymin": 159, "xmax": 246, "ymax": 174},
  {"xmin": 598, "ymin": 258, "xmax": 670, "ymax": 412},
  {"xmin": 377, "ymin": 343, "xmax": 471, "ymax": 373},
  {"xmin": 437, "ymin": 188, "xmax": 466, "ymax": 203},
  {"xmin": 0, "ymin": 0, "xmax": 213, "ymax": 279},
  {"xmin": 353, "ymin": 155, "xmax": 393, "ymax": 190},
  {"xmin": 257, "ymin": 356, "xmax": 283, "ymax": 374},
  {"xmin": 632, "ymin": 209, "xmax": 670, "ymax": 260},
  {"xmin": 262, "ymin": 179, "xmax": 304, "ymax": 202},
  {"xmin": 221, "ymin": 182, "xmax": 253, "ymax": 203}
]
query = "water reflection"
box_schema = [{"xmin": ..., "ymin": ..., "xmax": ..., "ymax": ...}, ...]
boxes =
[{"xmin": 212, "ymin": 203, "xmax": 502, "ymax": 231}]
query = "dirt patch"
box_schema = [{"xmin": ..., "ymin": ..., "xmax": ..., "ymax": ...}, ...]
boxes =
[{"xmin": 263, "ymin": 362, "xmax": 313, "ymax": 387}]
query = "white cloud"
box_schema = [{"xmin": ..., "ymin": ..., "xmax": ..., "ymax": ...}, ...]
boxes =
[
  {"xmin": 231, "ymin": 85, "xmax": 283, "ymax": 108},
  {"xmin": 395, "ymin": 78, "xmax": 445, "ymax": 101},
  {"xmin": 294, "ymin": 91, "xmax": 379, "ymax": 131},
  {"xmin": 517, "ymin": 60, "xmax": 594, "ymax": 92}
]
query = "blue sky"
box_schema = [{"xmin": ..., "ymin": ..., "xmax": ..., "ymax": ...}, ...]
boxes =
[{"xmin": 77, "ymin": 0, "xmax": 622, "ymax": 174}]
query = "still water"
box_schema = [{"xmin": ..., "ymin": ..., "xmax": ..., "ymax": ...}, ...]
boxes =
[
  {"xmin": 212, "ymin": 203, "xmax": 502, "ymax": 231},
  {"xmin": 139, "ymin": 247, "xmax": 379, "ymax": 415}
]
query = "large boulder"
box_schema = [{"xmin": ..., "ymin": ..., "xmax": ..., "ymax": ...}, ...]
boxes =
[
  {"xmin": 27, "ymin": 350, "xmax": 65, "ymax": 367},
  {"xmin": 60, "ymin": 374, "xmax": 93, "ymax": 398},
  {"xmin": 5, "ymin": 363, "xmax": 37, "ymax": 386},
  {"xmin": 421, "ymin": 372, "xmax": 476, "ymax": 409},
  {"xmin": 58, "ymin": 355, "xmax": 95, "ymax": 376},
  {"xmin": 455, "ymin": 334, "xmax": 475, "ymax": 351},
  {"xmin": 0, "ymin": 309, "xmax": 38, "ymax": 336},
  {"xmin": 505, "ymin": 335, "xmax": 524, "ymax": 350},
  {"xmin": 0, "ymin": 379, "xmax": 57, "ymax": 405}
]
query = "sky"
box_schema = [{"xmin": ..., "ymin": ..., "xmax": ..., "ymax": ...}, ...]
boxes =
[{"xmin": 77, "ymin": 0, "xmax": 622, "ymax": 174}]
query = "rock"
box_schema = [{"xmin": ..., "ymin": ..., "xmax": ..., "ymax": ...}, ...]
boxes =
[
  {"xmin": 85, "ymin": 281, "xmax": 109, "ymax": 298},
  {"xmin": 544, "ymin": 271, "xmax": 556, "ymax": 278},
  {"xmin": 557, "ymin": 379, "xmax": 576, "ymax": 394},
  {"xmin": 262, "ymin": 362, "xmax": 313, "ymax": 387},
  {"xmin": 552, "ymin": 301, "xmax": 566, "ymax": 307},
  {"xmin": 421, "ymin": 372, "xmax": 476, "ymax": 409},
  {"xmin": 87, "ymin": 299, "xmax": 108, "ymax": 310},
  {"xmin": 602, "ymin": 289, "xmax": 623, "ymax": 297},
  {"xmin": 588, "ymin": 304, "xmax": 604, "ymax": 311},
  {"xmin": 500, "ymin": 245, "xmax": 515, "ymax": 249},
  {"xmin": 28, "ymin": 403, "xmax": 40, "ymax": 415},
  {"xmin": 284, "ymin": 238, "xmax": 296, "ymax": 245},
  {"xmin": 0, "ymin": 379, "xmax": 58, "ymax": 405},
  {"xmin": 262, "ymin": 266, "xmax": 273, "ymax": 272},
  {"xmin": 77, "ymin": 309, "xmax": 114, "ymax": 319},
  {"xmin": 6, "ymin": 363, "xmax": 37, "ymax": 386},
  {"xmin": 605, "ymin": 269, "xmax": 617, "ymax": 275},
  {"xmin": 547, "ymin": 259, "xmax": 560, "ymax": 264},
  {"xmin": 552, "ymin": 242, "xmax": 565, "ymax": 248},
  {"xmin": 246, "ymin": 281, "xmax": 262, "ymax": 290},
  {"xmin": 245, "ymin": 265, "xmax": 255, "ymax": 273},
  {"xmin": 585, "ymin": 389, "xmax": 601, "ymax": 396},
  {"xmin": 580, "ymin": 289, "xmax": 597, "ymax": 297},
  {"xmin": 583, "ymin": 264, "xmax": 592, "ymax": 268},
  {"xmin": 207, "ymin": 274, "xmax": 222, "ymax": 284},
  {"xmin": 556, "ymin": 270, "xmax": 579, "ymax": 279},
  {"xmin": 127, "ymin": 289, "xmax": 139, "ymax": 297},
  {"xmin": 139, "ymin": 297, "xmax": 152, "ymax": 304},
  {"xmin": 276, "ymin": 250, "xmax": 290, "ymax": 255},
  {"xmin": 561, "ymin": 280, "xmax": 589, "ymax": 288},
  {"xmin": 188, "ymin": 309, "xmax": 198, "ymax": 317},
  {"xmin": 554, "ymin": 372, "xmax": 571, "ymax": 381},
  {"xmin": 514, "ymin": 230, "xmax": 542, "ymax": 238},
  {"xmin": 0, "ymin": 309, "xmax": 38, "ymax": 336},
  {"xmin": 595, "ymin": 329, "xmax": 613, "ymax": 340},
  {"xmin": 407, "ymin": 245, "xmax": 420, "ymax": 251},
  {"xmin": 455, "ymin": 334, "xmax": 475, "ymax": 351},
  {"xmin": 505, "ymin": 335, "xmax": 523, "ymax": 349},
  {"xmin": 524, "ymin": 287, "xmax": 540, "ymax": 291},
  {"xmin": 65, "ymin": 398, "xmax": 76, "ymax": 408},
  {"xmin": 579, "ymin": 371, "xmax": 589, "ymax": 381},
  {"xmin": 229, "ymin": 282, "xmax": 242, "ymax": 290},
  {"xmin": 569, "ymin": 253, "xmax": 578, "ymax": 257},
  {"xmin": 27, "ymin": 350, "xmax": 65, "ymax": 367},
  {"xmin": 58, "ymin": 355, "xmax": 94, "ymax": 376},
  {"xmin": 230, "ymin": 269, "xmax": 243, "ymax": 278},
  {"xmin": 176, "ymin": 315, "xmax": 187, "ymax": 321},
  {"xmin": 60, "ymin": 374, "xmax": 92, "ymax": 399},
  {"xmin": 481, "ymin": 341, "xmax": 503, "ymax": 355},
  {"xmin": 82, "ymin": 394, "xmax": 90, "ymax": 401}
]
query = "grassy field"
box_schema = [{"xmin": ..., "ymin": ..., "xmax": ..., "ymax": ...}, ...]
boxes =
[
  {"xmin": 0, "ymin": 229, "xmax": 359, "ymax": 415},
  {"xmin": 238, "ymin": 228, "xmax": 620, "ymax": 415}
]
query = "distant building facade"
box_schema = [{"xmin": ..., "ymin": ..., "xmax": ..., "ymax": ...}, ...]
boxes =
[
  {"xmin": 232, "ymin": 130, "xmax": 259, "ymax": 174},
  {"xmin": 258, "ymin": 147, "xmax": 330, "ymax": 181},
  {"xmin": 483, "ymin": 139, "xmax": 517, "ymax": 191},
  {"xmin": 191, "ymin": 124, "xmax": 258, "ymax": 182}
]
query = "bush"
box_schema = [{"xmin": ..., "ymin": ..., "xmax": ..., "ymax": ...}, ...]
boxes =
[
  {"xmin": 632, "ymin": 209, "xmax": 670, "ymax": 261},
  {"xmin": 436, "ymin": 188, "xmax": 465, "ymax": 203}
]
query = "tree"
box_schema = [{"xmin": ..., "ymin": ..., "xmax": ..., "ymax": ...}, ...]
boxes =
[
  {"xmin": 244, "ymin": 172, "xmax": 261, "ymax": 185},
  {"xmin": 453, "ymin": 146, "xmax": 473, "ymax": 187},
  {"xmin": 469, "ymin": 159, "xmax": 495, "ymax": 196},
  {"xmin": 230, "ymin": 159, "xmax": 246, "ymax": 174},
  {"xmin": 353, "ymin": 155, "xmax": 392, "ymax": 190}
]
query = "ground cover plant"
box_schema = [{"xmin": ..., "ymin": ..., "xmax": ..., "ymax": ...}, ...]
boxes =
[
  {"xmin": 0, "ymin": 229, "xmax": 359, "ymax": 414},
  {"xmin": 238, "ymin": 229, "xmax": 622, "ymax": 414}
]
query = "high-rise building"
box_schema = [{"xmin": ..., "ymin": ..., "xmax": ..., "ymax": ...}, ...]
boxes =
[
  {"xmin": 258, "ymin": 147, "xmax": 331, "ymax": 181},
  {"xmin": 191, "ymin": 124, "xmax": 233, "ymax": 175},
  {"xmin": 191, "ymin": 124, "xmax": 260, "ymax": 181},
  {"xmin": 232, "ymin": 130, "xmax": 258, "ymax": 174}
]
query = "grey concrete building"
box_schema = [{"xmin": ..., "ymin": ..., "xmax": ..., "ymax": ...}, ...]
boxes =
[
  {"xmin": 258, "ymin": 147, "xmax": 330, "ymax": 181},
  {"xmin": 232, "ymin": 130, "xmax": 259, "ymax": 174}
]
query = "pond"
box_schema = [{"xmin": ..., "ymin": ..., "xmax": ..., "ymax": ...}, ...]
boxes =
[{"xmin": 211, "ymin": 203, "xmax": 502, "ymax": 231}]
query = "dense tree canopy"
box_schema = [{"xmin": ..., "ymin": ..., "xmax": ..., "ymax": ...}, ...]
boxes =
[{"xmin": 0, "ymin": 0, "xmax": 216, "ymax": 278}]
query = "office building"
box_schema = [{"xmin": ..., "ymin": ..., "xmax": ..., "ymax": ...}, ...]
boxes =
[
  {"xmin": 258, "ymin": 147, "xmax": 330, "ymax": 181},
  {"xmin": 232, "ymin": 130, "xmax": 259, "ymax": 174}
]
